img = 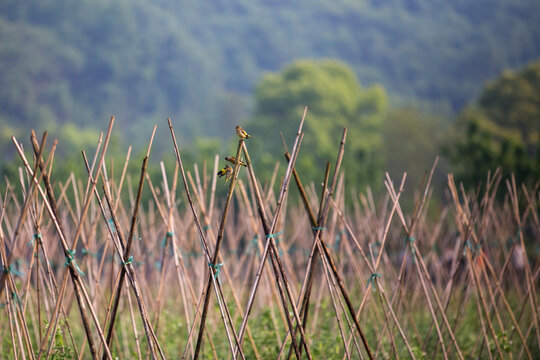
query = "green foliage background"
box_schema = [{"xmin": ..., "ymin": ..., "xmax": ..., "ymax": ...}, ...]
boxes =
[
  {"xmin": 450, "ymin": 60, "xmax": 540, "ymax": 186},
  {"xmin": 248, "ymin": 59, "xmax": 386, "ymax": 190},
  {"xmin": 1, "ymin": 0, "xmax": 540, "ymax": 192}
]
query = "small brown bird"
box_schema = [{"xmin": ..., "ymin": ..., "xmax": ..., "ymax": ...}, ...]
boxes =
[
  {"xmin": 217, "ymin": 164, "xmax": 233, "ymax": 182},
  {"xmin": 235, "ymin": 125, "xmax": 251, "ymax": 139},
  {"xmin": 225, "ymin": 156, "xmax": 246, "ymax": 167}
]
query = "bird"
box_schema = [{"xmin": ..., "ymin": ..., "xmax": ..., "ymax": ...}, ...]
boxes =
[
  {"xmin": 235, "ymin": 125, "xmax": 251, "ymax": 139},
  {"xmin": 225, "ymin": 156, "xmax": 246, "ymax": 167},
  {"xmin": 217, "ymin": 164, "xmax": 233, "ymax": 182}
]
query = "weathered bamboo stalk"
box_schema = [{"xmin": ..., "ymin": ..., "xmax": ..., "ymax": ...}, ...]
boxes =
[
  {"xmin": 168, "ymin": 119, "xmax": 245, "ymax": 360},
  {"xmin": 281, "ymin": 128, "xmax": 376, "ymax": 360},
  {"xmin": 14, "ymin": 128, "xmax": 114, "ymax": 360},
  {"xmin": 235, "ymin": 110, "xmax": 314, "ymax": 359}
]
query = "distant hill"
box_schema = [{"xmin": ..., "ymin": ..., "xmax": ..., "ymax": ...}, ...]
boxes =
[{"xmin": 1, "ymin": 0, "xmax": 540, "ymax": 149}]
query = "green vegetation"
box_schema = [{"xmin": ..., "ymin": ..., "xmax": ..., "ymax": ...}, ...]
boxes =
[
  {"xmin": 1, "ymin": 0, "xmax": 540, "ymax": 150},
  {"xmin": 450, "ymin": 59, "xmax": 540, "ymax": 186},
  {"xmin": 48, "ymin": 321, "xmax": 74, "ymax": 360},
  {"xmin": 1, "ymin": 129, "xmax": 539, "ymax": 358},
  {"xmin": 382, "ymin": 106, "xmax": 450, "ymax": 196},
  {"xmin": 28, "ymin": 290, "xmax": 532, "ymax": 359},
  {"xmin": 1, "ymin": 0, "xmax": 540, "ymax": 193},
  {"xmin": 247, "ymin": 59, "xmax": 386, "ymax": 189}
]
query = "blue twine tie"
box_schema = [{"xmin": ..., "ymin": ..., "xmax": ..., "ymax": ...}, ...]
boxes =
[
  {"xmin": 266, "ymin": 231, "xmax": 283, "ymax": 239},
  {"xmin": 122, "ymin": 256, "xmax": 134, "ymax": 266},
  {"xmin": 208, "ymin": 262, "xmax": 223, "ymax": 284},
  {"xmin": 267, "ymin": 231, "xmax": 283, "ymax": 246},
  {"xmin": 312, "ymin": 227, "xmax": 326, "ymax": 231},
  {"xmin": 65, "ymin": 249, "xmax": 85, "ymax": 276},
  {"xmin": 161, "ymin": 231, "xmax": 174, "ymax": 247},
  {"xmin": 11, "ymin": 291, "xmax": 21, "ymax": 307},
  {"xmin": 108, "ymin": 219, "xmax": 116, "ymax": 233},
  {"xmin": 463, "ymin": 239, "xmax": 482, "ymax": 257},
  {"xmin": 367, "ymin": 273, "xmax": 381, "ymax": 291},
  {"xmin": 405, "ymin": 236, "xmax": 415, "ymax": 244},
  {"xmin": 507, "ymin": 228, "xmax": 522, "ymax": 248},
  {"xmin": 3, "ymin": 265, "xmax": 23, "ymax": 278},
  {"xmin": 463, "ymin": 239, "xmax": 472, "ymax": 256},
  {"xmin": 29, "ymin": 233, "xmax": 42, "ymax": 246},
  {"xmin": 405, "ymin": 236, "xmax": 416, "ymax": 262}
]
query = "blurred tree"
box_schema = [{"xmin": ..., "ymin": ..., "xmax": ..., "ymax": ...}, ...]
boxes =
[
  {"xmin": 247, "ymin": 59, "xmax": 387, "ymax": 190},
  {"xmin": 3, "ymin": 0, "xmax": 540, "ymax": 192},
  {"xmin": 0, "ymin": 122, "xmax": 110, "ymax": 192},
  {"xmin": 2, "ymin": 0, "xmax": 540, "ymax": 153},
  {"xmin": 383, "ymin": 107, "xmax": 450, "ymax": 198},
  {"xmin": 450, "ymin": 60, "xmax": 540, "ymax": 186},
  {"xmin": 0, "ymin": 18, "xmax": 83, "ymax": 129}
]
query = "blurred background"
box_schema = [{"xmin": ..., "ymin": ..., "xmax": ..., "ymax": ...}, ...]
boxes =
[{"xmin": 1, "ymin": 0, "xmax": 540, "ymax": 202}]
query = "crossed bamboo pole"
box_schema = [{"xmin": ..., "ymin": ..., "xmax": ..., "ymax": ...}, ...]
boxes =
[
  {"xmin": 279, "ymin": 137, "xmax": 378, "ymax": 360},
  {"xmin": 233, "ymin": 109, "xmax": 315, "ymax": 359},
  {"xmin": 168, "ymin": 119, "xmax": 246, "ymax": 360},
  {"xmin": 100, "ymin": 126, "xmax": 164, "ymax": 360},
  {"xmin": 1, "ymin": 117, "xmax": 539, "ymax": 359}
]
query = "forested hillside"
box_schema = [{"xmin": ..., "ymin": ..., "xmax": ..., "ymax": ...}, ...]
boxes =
[
  {"xmin": 450, "ymin": 60, "xmax": 540, "ymax": 187},
  {"xmin": 1, "ymin": 0, "xmax": 540, "ymax": 159}
]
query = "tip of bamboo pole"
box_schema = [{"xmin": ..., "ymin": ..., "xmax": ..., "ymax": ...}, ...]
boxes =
[{"xmin": 146, "ymin": 125, "xmax": 157, "ymax": 157}]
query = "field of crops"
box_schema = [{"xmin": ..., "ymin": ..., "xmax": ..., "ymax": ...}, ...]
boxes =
[{"xmin": 1, "ymin": 116, "xmax": 539, "ymax": 359}]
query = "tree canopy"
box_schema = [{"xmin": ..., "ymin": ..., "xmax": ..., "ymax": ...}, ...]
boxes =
[
  {"xmin": 450, "ymin": 60, "xmax": 540, "ymax": 186},
  {"xmin": 247, "ymin": 59, "xmax": 387, "ymax": 190},
  {"xmin": 2, "ymin": 0, "xmax": 540, "ymax": 194},
  {"xmin": 382, "ymin": 106, "xmax": 450, "ymax": 199},
  {"xmin": 1, "ymin": 0, "xmax": 540, "ymax": 151}
]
